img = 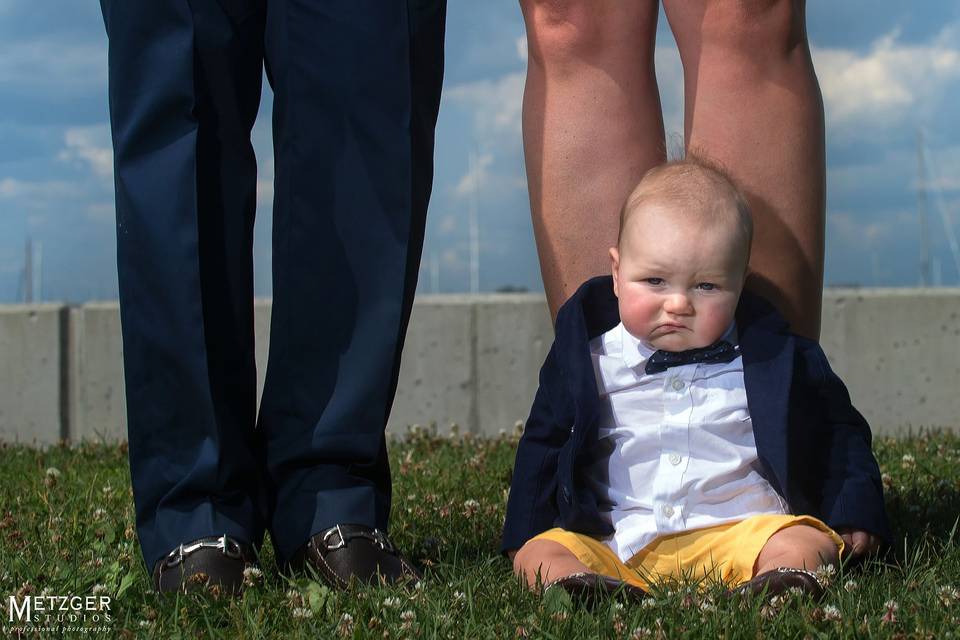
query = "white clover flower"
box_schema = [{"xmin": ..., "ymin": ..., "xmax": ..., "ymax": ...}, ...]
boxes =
[
  {"xmin": 383, "ymin": 596, "xmax": 402, "ymax": 608},
  {"xmin": 814, "ymin": 564, "xmax": 836, "ymax": 586},
  {"xmin": 630, "ymin": 628, "xmax": 652, "ymax": 639},
  {"xmin": 641, "ymin": 598, "xmax": 657, "ymax": 608},
  {"xmin": 822, "ymin": 605, "xmax": 842, "ymax": 622},
  {"xmin": 138, "ymin": 620, "xmax": 152, "ymax": 628},
  {"xmin": 45, "ymin": 467, "xmax": 61, "ymax": 478},
  {"xmin": 881, "ymin": 599, "xmax": 899, "ymax": 624},
  {"xmin": 464, "ymin": 499, "xmax": 480, "ymax": 509},
  {"xmin": 91, "ymin": 584, "xmax": 109, "ymax": 596},
  {"xmin": 92, "ymin": 508, "xmax": 108, "ymax": 520},
  {"xmin": 400, "ymin": 610, "xmax": 416, "ymax": 622},
  {"xmin": 242, "ymin": 566, "xmax": 263, "ymax": 587},
  {"xmin": 337, "ymin": 612, "xmax": 355, "ymax": 635},
  {"xmin": 292, "ymin": 607, "xmax": 313, "ymax": 619},
  {"xmin": 901, "ymin": 454, "xmax": 916, "ymax": 469},
  {"xmin": 844, "ymin": 579, "xmax": 858, "ymax": 592},
  {"xmin": 937, "ymin": 585, "xmax": 960, "ymax": 605}
]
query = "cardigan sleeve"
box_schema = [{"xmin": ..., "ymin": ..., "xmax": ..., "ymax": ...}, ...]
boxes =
[
  {"xmin": 811, "ymin": 346, "xmax": 892, "ymax": 544},
  {"xmin": 501, "ymin": 343, "xmax": 572, "ymax": 553}
]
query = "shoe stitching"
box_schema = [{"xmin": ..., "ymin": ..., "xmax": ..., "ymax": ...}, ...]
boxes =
[{"xmin": 311, "ymin": 541, "xmax": 350, "ymax": 589}]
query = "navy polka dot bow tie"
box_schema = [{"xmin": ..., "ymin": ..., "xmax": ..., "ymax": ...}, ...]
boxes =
[{"xmin": 644, "ymin": 341, "xmax": 740, "ymax": 375}]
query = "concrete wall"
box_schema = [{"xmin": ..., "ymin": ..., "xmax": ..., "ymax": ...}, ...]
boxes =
[{"xmin": 0, "ymin": 289, "xmax": 957, "ymax": 444}]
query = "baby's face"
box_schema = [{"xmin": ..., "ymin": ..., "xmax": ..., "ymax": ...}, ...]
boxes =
[{"xmin": 611, "ymin": 202, "xmax": 748, "ymax": 352}]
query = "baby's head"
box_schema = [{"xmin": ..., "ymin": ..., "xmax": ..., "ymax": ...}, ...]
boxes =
[{"xmin": 610, "ymin": 157, "xmax": 753, "ymax": 352}]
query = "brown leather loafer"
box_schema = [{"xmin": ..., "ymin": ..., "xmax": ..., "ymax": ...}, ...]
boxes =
[
  {"xmin": 545, "ymin": 572, "xmax": 648, "ymax": 607},
  {"xmin": 152, "ymin": 534, "xmax": 257, "ymax": 594},
  {"xmin": 286, "ymin": 524, "xmax": 421, "ymax": 589},
  {"xmin": 729, "ymin": 567, "xmax": 825, "ymax": 601}
]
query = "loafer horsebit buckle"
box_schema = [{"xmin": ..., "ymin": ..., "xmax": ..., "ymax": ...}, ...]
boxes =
[
  {"xmin": 160, "ymin": 534, "xmax": 244, "ymax": 569},
  {"xmin": 320, "ymin": 525, "xmax": 395, "ymax": 554}
]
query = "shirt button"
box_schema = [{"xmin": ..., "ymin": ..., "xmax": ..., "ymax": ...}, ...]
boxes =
[
  {"xmin": 661, "ymin": 505, "xmax": 674, "ymax": 518},
  {"xmin": 672, "ymin": 379, "xmax": 685, "ymax": 391},
  {"xmin": 668, "ymin": 453, "xmax": 682, "ymax": 465}
]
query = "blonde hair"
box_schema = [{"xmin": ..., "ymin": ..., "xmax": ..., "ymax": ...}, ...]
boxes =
[{"xmin": 617, "ymin": 155, "xmax": 753, "ymax": 259}]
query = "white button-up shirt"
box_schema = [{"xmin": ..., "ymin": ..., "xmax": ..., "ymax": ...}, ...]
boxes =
[{"xmin": 587, "ymin": 322, "xmax": 788, "ymax": 563}]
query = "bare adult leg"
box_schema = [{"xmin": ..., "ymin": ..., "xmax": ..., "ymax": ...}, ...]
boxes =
[
  {"xmin": 663, "ymin": 0, "xmax": 826, "ymax": 339},
  {"xmin": 520, "ymin": 0, "xmax": 665, "ymax": 321}
]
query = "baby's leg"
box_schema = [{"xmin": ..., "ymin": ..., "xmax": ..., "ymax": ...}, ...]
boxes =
[
  {"xmin": 754, "ymin": 525, "xmax": 840, "ymax": 576},
  {"xmin": 512, "ymin": 539, "xmax": 595, "ymax": 589}
]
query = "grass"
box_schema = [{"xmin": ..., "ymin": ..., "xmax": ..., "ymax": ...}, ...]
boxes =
[{"xmin": 1, "ymin": 428, "xmax": 959, "ymax": 639}]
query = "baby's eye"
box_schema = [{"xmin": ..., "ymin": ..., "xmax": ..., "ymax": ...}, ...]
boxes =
[
  {"xmin": 643, "ymin": 278, "xmax": 664, "ymax": 286},
  {"xmin": 696, "ymin": 282, "xmax": 718, "ymax": 291}
]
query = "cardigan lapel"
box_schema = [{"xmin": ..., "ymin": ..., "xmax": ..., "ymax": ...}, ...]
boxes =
[
  {"xmin": 736, "ymin": 292, "xmax": 794, "ymax": 499},
  {"xmin": 559, "ymin": 277, "xmax": 620, "ymax": 445}
]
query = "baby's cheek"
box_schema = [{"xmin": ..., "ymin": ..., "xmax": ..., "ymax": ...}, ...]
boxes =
[{"xmin": 619, "ymin": 297, "xmax": 654, "ymax": 337}]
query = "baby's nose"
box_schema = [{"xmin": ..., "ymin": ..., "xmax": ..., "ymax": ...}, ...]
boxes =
[{"xmin": 664, "ymin": 293, "xmax": 693, "ymax": 314}]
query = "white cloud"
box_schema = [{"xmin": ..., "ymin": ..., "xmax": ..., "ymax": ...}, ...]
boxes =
[
  {"xmin": 654, "ymin": 43, "xmax": 685, "ymax": 142},
  {"xmin": 58, "ymin": 125, "xmax": 113, "ymax": 180},
  {"xmin": 516, "ymin": 35, "xmax": 527, "ymax": 63},
  {"xmin": 0, "ymin": 38, "xmax": 106, "ymax": 90},
  {"xmin": 915, "ymin": 142, "xmax": 960, "ymax": 193},
  {"xmin": 828, "ymin": 209, "xmax": 904, "ymax": 248},
  {"xmin": 438, "ymin": 215, "xmax": 457, "ymax": 234},
  {"xmin": 814, "ymin": 25, "xmax": 960, "ymax": 127},
  {"xmin": 441, "ymin": 247, "xmax": 463, "ymax": 269},
  {"xmin": 0, "ymin": 177, "xmax": 83, "ymax": 199},
  {"xmin": 453, "ymin": 152, "xmax": 494, "ymax": 197},
  {"xmin": 444, "ymin": 74, "xmax": 527, "ymax": 202},
  {"xmin": 85, "ymin": 202, "xmax": 114, "ymax": 222},
  {"xmin": 257, "ymin": 157, "xmax": 274, "ymax": 209},
  {"xmin": 445, "ymin": 71, "xmax": 524, "ymax": 140}
]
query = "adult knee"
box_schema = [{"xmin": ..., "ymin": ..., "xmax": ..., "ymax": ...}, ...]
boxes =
[
  {"xmin": 698, "ymin": 0, "xmax": 807, "ymax": 61},
  {"xmin": 519, "ymin": 0, "xmax": 655, "ymax": 69}
]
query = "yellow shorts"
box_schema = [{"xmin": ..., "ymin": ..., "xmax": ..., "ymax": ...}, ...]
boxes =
[{"xmin": 531, "ymin": 514, "xmax": 844, "ymax": 591}]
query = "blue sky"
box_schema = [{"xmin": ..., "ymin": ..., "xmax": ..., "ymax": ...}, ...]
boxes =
[{"xmin": 2, "ymin": 2, "xmax": 960, "ymax": 303}]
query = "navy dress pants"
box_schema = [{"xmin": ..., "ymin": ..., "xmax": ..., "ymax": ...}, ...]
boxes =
[{"xmin": 99, "ymin": 0, "xmax": 446, "ymax": 571}]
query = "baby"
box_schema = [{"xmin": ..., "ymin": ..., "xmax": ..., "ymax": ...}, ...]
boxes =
[{"xmin": 502, "ymin": 158, "xmax": 889, "ymax": 600}]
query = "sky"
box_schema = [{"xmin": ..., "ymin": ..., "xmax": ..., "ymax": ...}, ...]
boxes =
[{"xmin": 2, "ymin": 2, "xmax": 960, "ymax": 303}]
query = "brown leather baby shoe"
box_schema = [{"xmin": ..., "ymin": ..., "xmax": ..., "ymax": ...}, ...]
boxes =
[
  {"xmin": 545, "ymin": 572, "xmax": 648, "ymax": 607},
  {"xmin": 729, "ymin": 567, "xmax": 825, "ymax": 601}
]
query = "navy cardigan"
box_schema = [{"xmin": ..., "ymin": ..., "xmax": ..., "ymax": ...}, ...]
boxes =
[{"xmin": 501, "ymin": 276, "xmax": 891, "ymax": 553}]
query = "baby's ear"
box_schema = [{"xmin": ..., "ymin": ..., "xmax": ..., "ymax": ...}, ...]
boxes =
[{"xmin": 609, "ymin": 247, "xmax": 620, "ymax": 297}]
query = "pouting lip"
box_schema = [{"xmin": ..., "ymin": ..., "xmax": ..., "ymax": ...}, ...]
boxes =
[{"xmin": 654, "ymin": 322, "xmax": 688, "ymax": 332}]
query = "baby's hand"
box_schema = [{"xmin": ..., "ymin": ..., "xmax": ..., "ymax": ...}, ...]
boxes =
[{"xmin": 837, "ymin": 528, "xmax": 881, "ymax": 559}]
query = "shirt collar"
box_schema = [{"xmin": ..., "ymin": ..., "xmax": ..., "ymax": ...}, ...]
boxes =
[
  {"xmin": 619, "ymin": 321, "xmax": 739, "ymax": 370},
  {"xmin": 619, "ymin": 323, "xmax": 655, "ymax": 369}
]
